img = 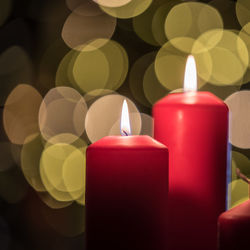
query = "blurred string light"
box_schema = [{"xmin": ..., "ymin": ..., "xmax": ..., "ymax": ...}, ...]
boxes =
[
  {"xmin": 83, "ymin": 89, "xmax": 116, "ymax": 103},
  {"xmin": 40, "ymin": 141, "xmax": 86, "ymax": 203},
  {"xmin": 151, "ymin": 0, "xmax": 182, "ymax": 46},
  {"xmin": 164, "ymin": 2, "xmax": 223, "ymax": 41},
  {"xmin": 143, "ymin": 62, "xmax": 169, "ymax": 105},
  {"xmin": 62, "ymin": 1, "xmax": 116, "ymax": 50},
  {"xmin": 98, "ymin": 0, "xmax": 152, "ymax": 19},
  {"xmin": 72, "ymin": 39, "xmax": 128, "ymax": 93},
  {"xmin": 56, "ymin": 39, "xmax": 128, "ymax": 94},
  {"xmin": 21, "ymin": 134, "xmax": 46, "ymax": 192},
  {"xmin": 38, "ymin": 86, "xmax": 87, "ymax": 144},
  {"xmin": 236, "ymin": 0, "xmax": 250, "ymax": 28},
  {"xmin": 93, "ymin": 0, "xmax": 132, "ymax": 8},
  {"xmin": 230, "ymin": 179, "xmax": 249, "ymax": 208},
  {"xmin": 3, "ymin": 84, "xmax": 42, "ymax": 145},
  {"xmin": 85, "ymin": 94, "xmax": 141, "ymax": 143},
  {"xmin": 140, "ymin": 113, "xmax": 153, "ymax": 137},
  {"xmin": 132, "ymin": 0, "xmax": 168, "ymax": 46},
  {"xmin": 193, "ymin": 29, "xmax": 248, "ymax": 85},
  {"xmin": 155, "ymin": 39, "xmax": 210, "ymax": 90},
  {"xmin": 129, "ymin": 52, "xmax": 158, "ymax": 107},
  {"xmin": 225, "ymin": 90, "xmax": 250, "ymax": 149}
]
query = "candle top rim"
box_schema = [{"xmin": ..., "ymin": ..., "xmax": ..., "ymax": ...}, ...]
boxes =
[
  {"xmin": 219, "ymin": 200, "xmax": 250, "ymax": 220},
  {"xmin": 154, "ymin": 91, "xmax": 227, "ymax": 108},
  {"xmin": 88, "ymin": 135, "xmax": 168, "ymax": 150}
]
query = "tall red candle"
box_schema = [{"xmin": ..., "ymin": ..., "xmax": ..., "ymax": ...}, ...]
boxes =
[
  {"xmin": 153, "ymin": 56, "xmax": 229, "ymax": 250},
  {"xmin": 86, "ymin": 101, "xmax": 169, "ymax": 250}
]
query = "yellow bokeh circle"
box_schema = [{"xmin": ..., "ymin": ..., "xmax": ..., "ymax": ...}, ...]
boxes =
[
  {"xmin": 99, "ymin": 0, "xmax": 152, "ymax": 19},
  {"xmin": 72, "ymin": 39, "xmax": 128, "ymax": 93},
  {"xmin": 165, "ymin": 2, "xmax": 223, "ymax": 41},
  {"xmin": 155, "ymin": 38, "xmax": 211, "ymax": 90},
  {"xmin": 194, "ymin": 29, "xmax": 249, "ymax": 85}
]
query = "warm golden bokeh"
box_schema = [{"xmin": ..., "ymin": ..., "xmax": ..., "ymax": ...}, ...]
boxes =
[
  {"xmin": 0, "ymin": 1, "xmax": 250, "ymax": 244},
  {"xmin": 72, "ymin": 39, "xmax": 128, "ymax": 93},
  {"xmin": 3, "ymin": 84, "xmax": 42, "ymax": 145},
  {"xmin": 99, "ymin": 0, "xmax": 152, "ymax": 19},
  {"xmin": 85, "ymin": 94, "xmax": 141, "ymax": 142},
  {"xmin": 165, "ymin": 2, "xmax": 223, "ymax": 41},
  {"xmin": 225, "ymin": 90, "xmax": 250, "ymax": 148},
  {"xmin": 62, "ymin": 1, "xmax": 116, "ymax": 50},
  {"xmin": 39, "ymin": 87, "xmax": 87, "ymax": 144}
]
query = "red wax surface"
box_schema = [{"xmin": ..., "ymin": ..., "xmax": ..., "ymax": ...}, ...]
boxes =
[
  {"xmin": 153, "ymin": 92, "xmax": 229, "ymax": 250},
  {"xmin": 218, "ymin": 200, "xmax": 250, "ymax": 250},
  {"xmin": 86, "ymin": 135, "xmax": 169, "ymax": 250}
]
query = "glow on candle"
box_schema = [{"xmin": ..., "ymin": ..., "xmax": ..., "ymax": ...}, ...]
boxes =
[
  {"xmin": 120, "ymin": 100, "xmax": 131, "ymax": 136},
  {"xmin": 184, "ymin": 55, "xmax": 197, "ymax": 92}
]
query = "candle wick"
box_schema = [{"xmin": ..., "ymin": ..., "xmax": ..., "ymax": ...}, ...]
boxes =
[
  {"xmin": 236, "ymin": 168, "xmax": 250, "ymax": 184},
  {"xmin": 122, "ymin": 130, "xmax": 129, "ymax": 136}
]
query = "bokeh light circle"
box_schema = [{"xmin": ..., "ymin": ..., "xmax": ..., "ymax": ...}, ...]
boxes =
[
  {"xmin": 225, "ymin": 90, "xmax": 250, "ymax": 148},
  {"xmin": 140, "ymin": 113, "xmax": 154, "ymax": 137},
  {"xmin": 55, "ymin": 48, "xmax": 79, "ymax": 89},
  {"xmin": 132, "ymin": 1, "xmax": 165, "ymax": 46},
  {"xmin": 236, "ymin": 0, "xmax": 250, "ymax": 28},
  {"xmin": 85, "ymin": 94, "xmax": 141, "ymax": 143},
  {"xmin": 62, "ymin": 2, "xmax": 116, "ymax": 50},
  {"xmin": 129, "ymin": 52, "xmax": 156, "ymax": 107},
  {"xmin": 3, "ymin": 84, "xmax": 42, "ymax": 145},
  {"xmin": 21, "ymin": 134, "xmax": 46, "ymax": 192},
  {"xmin": 230, "ymin": 179, "xmax": 249, "ymax": 208},
  {"xmin": 39, "ymin": 87, "xmax": 87, "ymax": 144},
  {"xmin": 239, "ymin": 23, "xmax": 250, "ymax": 69},
  {"xmin": 143, "ymin": 62, "xmax": 168, "ymax": 105},
  {"xmin": 165, "ymin": 2, "xmax": 223, "ymax": 41},
  {"xmin": 93, "ymin": 0, "xmax": 131, "ymax": 8},
  {"xmin": 40, "ymin": 142, "xmax": 85, "ymax": 202},
  {"xmin": 155, "ymin": 39, "xmax": 211, "ymax": 90},
  {"xmin": 37, "ymin": 192, "xmax": 73, "ymax": 209},
  {"xmin": 72, "ymin": 39, "xmax": 128, "ymax": 93},
  {"xmin": 193, "ymin": 29, "xmax": 249, "ymax": 85},
  {"xmin": 99, "ymin": 0, "xmax": 152, "ymax": 19},
  {"xmin": 231, "ymin": 151, "xmax": 250, "ymax": 181},
  {"xmin": 151, "ymin": 0, "xmax": 180, "ymax": 46}
]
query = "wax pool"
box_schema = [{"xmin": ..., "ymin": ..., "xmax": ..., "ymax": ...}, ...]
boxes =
[
  {"xmin": 86, "ymin": 135, "xmax": 169, "ymax": 250},
  {"xmin": 153, "ymin": 91, "xmax": 229, "ymax": 250}
]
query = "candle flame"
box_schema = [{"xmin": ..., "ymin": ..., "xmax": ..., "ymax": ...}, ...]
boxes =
[
  {"xmin": 120, "ymin": 100, "xmax": 131, "ymax": 136},
  {"xmin": 184, "ymin": 55, "xmax": 197, "ymax": 92}
]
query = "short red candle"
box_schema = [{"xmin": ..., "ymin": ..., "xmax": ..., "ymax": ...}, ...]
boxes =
[
  {"xmin": 86, "ymin": 135, "xmax": 169, "ymax": 250},
  {"xmin": 218, "ymin": 200, "xmax": 250, "ymax": 250},
  {"xmin": 153, "ymin": 91, "xmax": 229, "ymax": 250}
]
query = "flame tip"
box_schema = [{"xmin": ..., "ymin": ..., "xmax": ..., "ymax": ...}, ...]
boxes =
[
  {"xmin": 120, "ymin": 99, "xmax": 131, "ymax": 136},
  {"xmin": 184, "ymin": 55, "xmax": 197, "ymax": 92}
]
